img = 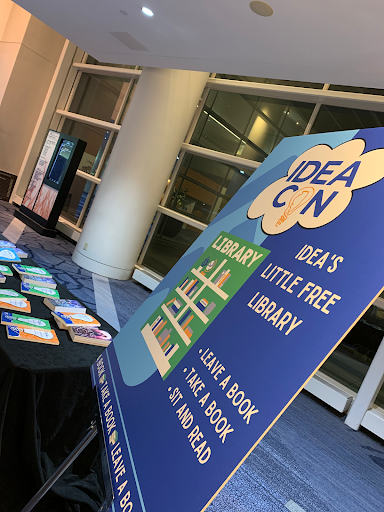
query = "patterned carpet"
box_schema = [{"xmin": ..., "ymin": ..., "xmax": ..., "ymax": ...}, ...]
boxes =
[
  {"xmin": 0, "ymin": 201, "xmax": 150, "ymax": 331},
  {"xmin": 2, "ymin": 200, "xmax": 384, "ymax": 512}
]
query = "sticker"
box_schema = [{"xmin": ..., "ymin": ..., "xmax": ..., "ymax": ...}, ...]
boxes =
[
  {"xmin": 68, "ymin": 313, "xmax": 94, "ymax": 322},
  {"xmin": 24, "ymin": 329, "xmax": 54, "ymax": 339},
  {"xmin": 16, "ymin": 317, "xmax": 45, "ymax": 327},
  {"xmin": 2, "ymin": 299, "xmax": 28, "ymax": 307},
  {"xmin": 34, "ymin": 286, "xmax": 55, "ymax": 295},
  {"xmin": 0, "ymin": 250, "xmax": 16, "ymax": 260}
]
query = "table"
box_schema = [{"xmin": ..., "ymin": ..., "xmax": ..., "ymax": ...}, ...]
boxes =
[{"xmin": 0, "ymin": 253, "xmax": 117, "ymax": 512}]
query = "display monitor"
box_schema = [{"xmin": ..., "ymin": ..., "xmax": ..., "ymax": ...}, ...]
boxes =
[
  {"xmin": 47, "ymin": 140, "xmax": 74, "ymax": 185},
  {"xmin": 17, "ymin": 130, "xmax": 86, "ymax": 236}
]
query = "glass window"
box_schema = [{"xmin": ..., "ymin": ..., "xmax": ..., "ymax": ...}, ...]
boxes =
[
  {"xmin": 61, "ymin": 119, "xmax": 113, "ymax": 176},
  {"xmin": 209, "ymin": 91, "xmax": 254, "ymax": 134},
  {"xmin": 216, "ymin": 74, "xmax": 324, "ymax": 89},
  {"xmin": 169, "ymin": 176, "xmax": 217, "ymax": 223},
  {"xmin": 166, "ymin": 154, "xmax": 252, "ymax": 223},
  {"xmin": 311, "ymin": 105, "xmax": 384, "ymax": 133},
  {"xmin": 329, "ymin": 84, "xmax": 384, "ymax": 96},
  {"xmin": 245, "ymin": 111, "xmax": 279, "ymax": 154},
  {"xmin": 69, "ymin": 74, "xmax": 131, "ymax": 123},
  {"xmin": 236, "ymin": 140, "xmax": 266, "ymax": 161},
  {"xmin": 142, "ymin": 214, "xmax": 202, "ymax": 276},
  {"xmin": 320, "ymin": 305, "xmax": 384, "ymax": 394},
  {"xmin": 192, "ymin": 91, "xmax": 315, "ymax": 163},
  {"xmin": 98, "ymin": 133, "xmax": 118, "ymax": 179},
  {"xmin": 80, "ymin": 184, "xmax": 98, "ymax": 228},
  {"xmin": 61, "ymin": 176, "xmax": 92, "ymax": 225},
  {"xmin": 192, "ymin": 110, "xmax": 242, "ymax": 155},
  {"xmin": 205, "ymin": 89, "xmax": 217, "ymax": 109},
  {"xmin": 244, "ymin": 96, "xmax": 314, "ymax": 136}
]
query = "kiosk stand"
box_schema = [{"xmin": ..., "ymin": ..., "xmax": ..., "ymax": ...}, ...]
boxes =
[{"xmin": 15, "ymin": 130, "xmax": 86, "ymax": 237}]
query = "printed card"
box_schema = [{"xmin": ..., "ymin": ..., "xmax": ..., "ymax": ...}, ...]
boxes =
[
  {"xmin": 1, "ymin": 311, "xmax": 51, "ymax": 330},
  {"xmin": 21, "ymin": 282, "xmax": 60, "ymax": 299},
  {"xmin": 6, "ymin": 325, "xmax": 59, "ymax": 345}
]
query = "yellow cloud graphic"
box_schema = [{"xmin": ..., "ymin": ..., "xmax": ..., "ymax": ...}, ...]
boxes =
[{"xmin": 247, "ymin": 139, "xmax": 384, "ymax": 235}]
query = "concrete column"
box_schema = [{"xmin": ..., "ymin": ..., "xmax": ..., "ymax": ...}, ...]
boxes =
[{"xmin": 72, "ymin": 67, "xmax": 209, "ymax": 280}]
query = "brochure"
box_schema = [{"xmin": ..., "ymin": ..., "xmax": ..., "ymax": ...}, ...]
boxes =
[
  {"xmin": 0, "ymin": 265, "xmax": 12, "ymax": 276},
  {"xmin": 21, "ymin": 275, "xmax": 57, "ymax": 289},
  {"xmin": 6, "ymin": 325, "xmax": 59, "ymax": 345},
  {"xmin": 0, "ymin": 249, "xmax": 21, "ymax": 263},
  {"xmin": 1, "ymin": 311, "xmax": 51, "ymax": 330},
  {"xmin": 51, "ymin": 311, "xmax": 100, "ymax": 328},
  {"xmin": 0, "ymin": 241, "xmax": 16, "ymax": 248},
  {"xmin": 21, "ymin": 282, "xmax": 60, "ymax": 299},
  {"xmin": 0, "ymin": 298, "xmax": 31, "ymax": 312},
  {"xmin": 13, "ymin": 248, "xmax": 28, "ymax": 258},
  {"xmin": 70, "ymin": 326, "xmax": 112, "ymax": 346},
  {"xmin": 43, "ymin": 298, "xmax": 86, "ymax": 313},
  {"xmin": 0, "ymin": 289, "xmax": 27, "ymax": 301},
  {"xmin": 13, "ymin": 265, "xmax": 52, "ymax": 277}
]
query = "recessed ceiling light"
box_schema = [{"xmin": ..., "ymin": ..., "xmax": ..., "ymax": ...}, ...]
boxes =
[
  {"xmin": 120, "ymin": 9, "xmax": 127, "ymax": 15},
  {"xmin": 249, "ymin": 1, "xmax": 273, "ymax": 17},
  {"xmin": 142, "ymin": 6, "xmax": 154, "ymax": 16}
]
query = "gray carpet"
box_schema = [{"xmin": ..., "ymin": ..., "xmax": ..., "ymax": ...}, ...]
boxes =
[{"xmin": 208, "ymin": 393, "xmax": 384, "ymax": 512}]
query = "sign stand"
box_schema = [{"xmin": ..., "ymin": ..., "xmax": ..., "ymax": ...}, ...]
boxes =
[
  {"xmin": 20, "ymin": 424, "xmax": 98, "ymax": 512},
  {"xmin": 91, "ymin": 127, "xmax": 384, "ymax": 512},
  {"xmin": 21, "ymin": 394, "xmax": 113, "ymax": 512}
]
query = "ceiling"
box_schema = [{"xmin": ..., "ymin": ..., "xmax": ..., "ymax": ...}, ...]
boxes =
[{"xmin": 14, "ymin": 0, "xmax": 384, "ymax": 89}]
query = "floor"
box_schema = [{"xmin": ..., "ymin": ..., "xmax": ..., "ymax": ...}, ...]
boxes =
[
  {"xmin": 2, "ymin": 200, "xmax": 384, "ymax": 512},
  {"xmin": 0, "ymin": 201, "xmax": 151, "ymax": 332},
  {"xmin": 208, "ymin": 395, "xmax": 384, "ymax": 512}
]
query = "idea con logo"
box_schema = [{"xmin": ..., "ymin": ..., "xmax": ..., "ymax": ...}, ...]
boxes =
[{"xmin": 247, "ymin": 139, "xmax": 384, "ymax": 235}]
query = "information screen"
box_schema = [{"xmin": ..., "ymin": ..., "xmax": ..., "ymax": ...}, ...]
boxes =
[{"xmin": 47, "ymin": 139, "xmax": 74, "ymax": 184}]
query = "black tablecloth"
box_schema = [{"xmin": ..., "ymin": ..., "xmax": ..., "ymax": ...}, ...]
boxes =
[{"xmin": 0, "ymin": 253, "xmax": 117, "ymax": 512}]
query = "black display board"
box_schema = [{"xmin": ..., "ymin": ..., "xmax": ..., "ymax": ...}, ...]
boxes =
[{"xmin": 15, "ymin": 130, "xmax": 86, "ymax": 237}]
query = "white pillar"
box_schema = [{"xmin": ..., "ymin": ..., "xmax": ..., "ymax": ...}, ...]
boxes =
[
  {"xmin": 72, "ymin": 67, "xmax": 209, "ymax": 280},
  {"xmin": 345, "ymin": 336, "xmax": 384, "ymax": 430}
]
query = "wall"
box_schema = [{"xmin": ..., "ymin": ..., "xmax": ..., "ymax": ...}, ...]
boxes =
[
  {"xmin": 0, "ymin": 0, "xmax": 22, "ymax": 105},
  {"xmin": 0, "ymin": 0, "xmax": 65, "ymax": 176}
]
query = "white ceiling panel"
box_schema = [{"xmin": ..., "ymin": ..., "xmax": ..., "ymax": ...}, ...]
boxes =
[{"xmin": 14, "ymin": 0, "xmax": 384, "ymax": 88}]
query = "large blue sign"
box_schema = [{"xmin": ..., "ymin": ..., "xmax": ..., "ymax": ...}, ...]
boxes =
[{"xmin": 91, "ymin": 128, "xmax": 384, "ymax": 512}]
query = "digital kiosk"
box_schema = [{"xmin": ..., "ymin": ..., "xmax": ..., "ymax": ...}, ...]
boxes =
[{"xmin": 15, "ymin": 130, "xmax": 86, "ymax": 237}]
